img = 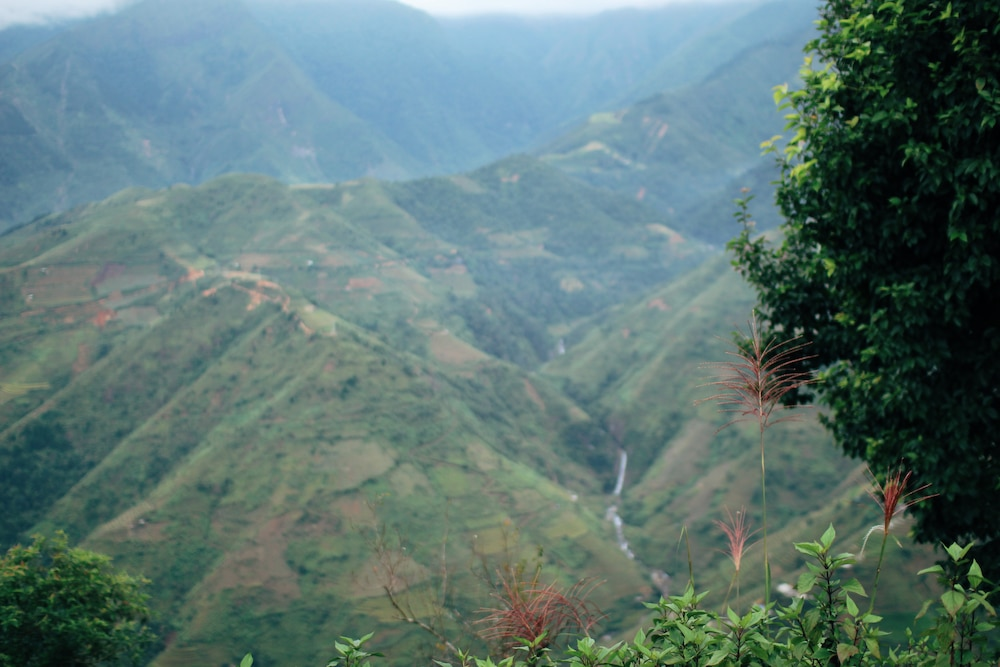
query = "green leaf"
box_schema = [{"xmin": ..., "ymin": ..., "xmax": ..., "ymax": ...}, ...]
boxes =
[
  {"xmin": 941, "ymin": 590, "xmax": 965, "ymax": 617},
  {"xmin": 795, "ymin": 541, "xmax": 821, "ymax": 558},
  {"xmin": 820, "ymin": 524, "xmax": 836, "ymax": 550},
  {"xmin": 726, "ymin": 606, "xmax": 741, "ymax": 625},
  {"xmin": 773, "ymin": 83, "xmax": 789, "ymax": 105},
  {"xmin": 918, "ymin": 564, "xmax": 945, "ymax": 576},
  {"xmin": 760, "ymin": 134, "xmax": 783, "ymax": 151},
  {"xmin": 706, "ymin": 649, "xmax": 729, "ymax": 666},
  {"xmin": 842, "ymin": 579, "xmax": 867, "ymax": 596},
  {"xmin": 845, "ymin": 593, "xmax": 859, "ymax": 617},
  {"xmin": 945, "ymin": 543, "xmax": 973, "ymax": 562},
  {"xmin": 796, "ymin": 571, "xmax": 817, "ymax": 594},
  {"xmin": 241, "ymin": 654, "xmax": 254, "ymax": 667},
  {"xmin": 837, "ymin": 643, "xmax": 859, "ymax": 663},
  {"xmin": 865, "ymin": 637, "xmax": 882, "ymax": 659},
  {"xmin": 968, "ymin": 560, "xmax": 984, "ymax": 588},
  {"xmin": 790, "ymin": 159, "xmax": 818, "ymax": 182}
]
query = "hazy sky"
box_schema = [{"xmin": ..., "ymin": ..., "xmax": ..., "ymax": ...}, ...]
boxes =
[
  {"xmin": 0, "ymin": 0, "xmax": 719, "ymax": 29},
  {"xmin": 402, "ymin": 0, "xmax": 696, "ymax": 14}
]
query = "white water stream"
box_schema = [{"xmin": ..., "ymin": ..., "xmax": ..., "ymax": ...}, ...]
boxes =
[
  {"xmin": 595, "ymin": 448, "xmax": 673, "ymax": 595},
  {"xmin": 605, "ymin": 450, "xmax": 635, "ymax": 560},
  {"xmin": 604, "ymin": 450, "xmax": 672, "ymax": 595}
]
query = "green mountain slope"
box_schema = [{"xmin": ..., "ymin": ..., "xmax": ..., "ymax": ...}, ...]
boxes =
[
  {"xmin": 0, "ymin": 23, "xmax": 68, "ymax": 63},
  {"xmin": 539, "ymin": 18, "xmax": 814, "ymax": 244},
  {"xmin": 541, "ymin": 255, "xmax": 938, "ymax": 623},
  {"xmin": 436, "ymin": 4, "xmax": 735, "ymax": 136},
  {"xmin": 0, "ymin": 0, "xmax": 939, "ymax": 660},
  {"xmin": 623, "ymin": 0, "xmax": 819, "ymax": 100},
  {"xmin": 0, "ymin": 0, "xmax": 416, "ymax": 228},
  {"xmin": 0, "ymin": 168, "xmax": 705, "ymax": 663},
  {"xmin": 248, "ymin": 0, "xmax": 532, "ymax": 173},
  {"xmin": 0, "ymin": 165, "xmax": 937, "ymax": 663}
]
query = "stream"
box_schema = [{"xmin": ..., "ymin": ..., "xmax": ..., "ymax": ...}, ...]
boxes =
[
  {"xmin": 605, "ymin": 449, "xmax": 672, "ymax": 596},
  {"xmin": 605, "ymin": 450, "xmax": 635, "ymax": 559}
]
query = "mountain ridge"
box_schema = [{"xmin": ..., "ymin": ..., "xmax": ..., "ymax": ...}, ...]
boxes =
[
  {"xmin": 0, "ymin": 167, "xmax": 934, "ymax": 664},
  {"xmin": 0, "ymin": 0, "xmax": 817, "ymax": 230}
]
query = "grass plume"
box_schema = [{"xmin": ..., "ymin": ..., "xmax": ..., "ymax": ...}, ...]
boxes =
[
  {"xmin": 861, "ymin": 466, "xmax": 936, "ymax": 613},
  {"xmin": 700, "ymin": 312, "xmax": 815, "ymax": 613},
  {"xmin": 715, "ymin": 506, "xmax": 757, "ymax": 610},
  {"xmin": 477, "ymin": 564, "xmax": 603, "ymax": 663}
]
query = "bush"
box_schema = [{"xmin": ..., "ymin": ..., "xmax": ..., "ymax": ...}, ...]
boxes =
[{"xmin": 0, "ymin": 532, "xmax": 153, "ymax": 667}]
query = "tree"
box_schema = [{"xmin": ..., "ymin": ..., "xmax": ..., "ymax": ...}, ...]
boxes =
[
  {"xmin": 732, "ymin": 0, "xmax": 1000, "ymax": 568},
  {"xmin": 0, "ymin": 532, "xmax": 153, "ymax": 666}
]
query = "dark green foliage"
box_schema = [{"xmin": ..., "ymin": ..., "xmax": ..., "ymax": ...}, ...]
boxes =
[
  {"xmin": 0, "ymin": 414, "xmax": 83, "ymax": 546},
  {"xmin": 732, "ymin": 0, "xmax": 1000, "ymax": 569},
  {"xmin": 388, "ymin": 155, "xmax": 705, "ymax": 367},
  {"xmin": 453, "ymin": 290, "xmax": 551, "ymax": 367},
  {"xmin": 0, "ymin": 532, "xmax": 152, "ymax": 666}
]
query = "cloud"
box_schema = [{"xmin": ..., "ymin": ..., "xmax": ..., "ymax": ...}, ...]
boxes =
[{"xmin": 0, "ymin": 0, "xmax": 131, "ymax": 29}]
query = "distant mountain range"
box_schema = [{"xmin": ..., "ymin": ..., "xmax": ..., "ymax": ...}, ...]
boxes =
[{"xmin": 1, "ymin": 0, "xmax": 810, "ymax": 231}]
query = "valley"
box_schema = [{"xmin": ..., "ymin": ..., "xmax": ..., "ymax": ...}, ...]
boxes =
[{"xmin": 0, "ymin": 1, "xmax": 942, "ymax": 665}]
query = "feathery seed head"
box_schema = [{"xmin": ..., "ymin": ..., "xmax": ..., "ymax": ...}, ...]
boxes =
[
  {"xmin": 699, "ymin": 313, "xmax": 816, "ymax": 431},
  {"xmin": 866, "ymin": 466, "xmax": 936, "ymax": 535},
  {"xmin": 715, "ymin": 506, "xmax": 757, "ymax": 573}
]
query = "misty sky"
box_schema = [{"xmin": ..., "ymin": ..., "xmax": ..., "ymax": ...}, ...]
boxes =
[
  {"xmin": 402, "ymin": 0, "xmax": 701, "ymax": 14},
  {"xmin": 0, "ymin": 0, "xmax": 727, "ymax": 29}
]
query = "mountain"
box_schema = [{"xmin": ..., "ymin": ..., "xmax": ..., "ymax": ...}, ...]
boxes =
[
  {"xmin": 0, "ymin": 1, "xmax": 935, "ymax": 663},
  {"xmin": 622, "ymin": 0, "xmax": 820, "ymax": 99},
  {"xmin": 0, "ymin": 0, "xmax": 416, "ymax": 228},
  {"xmin": 0, "ymin": 0, "xmax": 816, "ymax": 230},
  {"xmin": 250, "ymin": 0, "xmax": 793, "ymax": 172},
  {"xmin": 539, "ymin": 255, "xmax": 939, "ymax": 629},
  {"xmin": 433, "ymin": 4, "xmax": 734, "ymax": 138},
  {"xmin": 0, "ymin": 23, "xmax": 70, "ymax": 63},
  {"xmin": 0, "ymin": 167, "xmax": 700, "ymax": 663},
  {"xmin": 246, "ymin": 0, "xmax": 535, "ymax": 174},
  {"xmin": 538, "ymin": 3, "xmax": 816, "ymax": 244},
  {"xmin": 0, "ymin": 164, "xmax": 934, "ymax": 664}
]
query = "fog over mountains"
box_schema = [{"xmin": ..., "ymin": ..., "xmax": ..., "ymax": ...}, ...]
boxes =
[
  {"xmin": 0, "ymin": 1, "xmax": 938, "ymax": 665},
  {"xmin": 0, "ymin": 0, "xmax": 813, "ymax": 229}
]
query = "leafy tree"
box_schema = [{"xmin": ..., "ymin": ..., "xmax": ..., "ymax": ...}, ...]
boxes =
[
  {"xmin": 0, "ymin": 532, "xmax": 152, "ymax": 666},
  {"xmin": 732, "ymin": 0, "xmax": 1000, "ymax": 567}
]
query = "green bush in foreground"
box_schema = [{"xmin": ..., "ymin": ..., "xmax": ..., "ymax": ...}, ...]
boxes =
[
  {"xmin": 0, "ymin": 532, "xmax": 152, "ymax": 667},
  {"xmin": 276, "ymin": 531, "xmax": 995, "ymax": 667}
]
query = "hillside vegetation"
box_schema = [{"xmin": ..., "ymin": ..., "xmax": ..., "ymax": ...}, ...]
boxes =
[
  {"xmin": 0, "ymin": 0, "xmax": 950, "ymax": 663},
  {"xmin": 0, "ymin": 167, "xmax": 933, "ymax": 663}
]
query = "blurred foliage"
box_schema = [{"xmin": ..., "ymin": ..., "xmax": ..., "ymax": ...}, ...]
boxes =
[{"xmin": 0, "ymin": 532, "xmax": 152, "ymax": 666}]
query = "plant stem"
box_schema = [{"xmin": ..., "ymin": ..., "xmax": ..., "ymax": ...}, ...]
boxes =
[
  {"xmin": 759, "ymin": 423, "xmax": 770, "ymax": 616},
  {"xmin": 867, "ymin": 530, "xmax": 889, "ymax": 615}
]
